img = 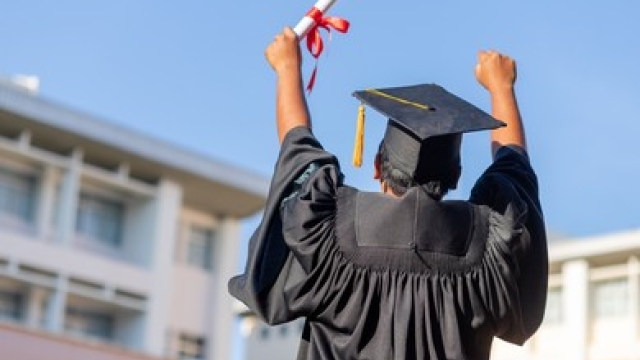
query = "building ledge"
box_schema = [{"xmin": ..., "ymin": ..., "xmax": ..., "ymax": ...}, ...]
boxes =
[{"xmin": 0, "ymin": 322, "xmax": 170, "ymax": 360}]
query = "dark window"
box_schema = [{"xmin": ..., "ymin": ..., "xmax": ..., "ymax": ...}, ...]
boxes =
[
  {"xmin": 76, "ymin": 192, "xmax": 124, "ymax": 247},
  {"xmin": 178, "ymin": 333, "xmax": 206, "ymax": 360}
]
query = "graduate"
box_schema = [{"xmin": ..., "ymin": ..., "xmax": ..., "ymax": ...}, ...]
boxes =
[{"xmin": 229, "ymin": 27, "xmax": 548, "ymax": 360}]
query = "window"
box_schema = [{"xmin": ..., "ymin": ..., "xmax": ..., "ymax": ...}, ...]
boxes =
[
  {"xmin": 0, "ymin": 166, "xmax": 36, "ymax": 224},
  {"xmin": 76, "ymin": 192, "xmax": 124, "ymax": 247},
  {"xmin": 0, "ymin": 289, "xmax": 23, "ymax": 322},
  {"xmin": 178, "ymin": 333, "xmax": 206, "ymax": 360},
  {"xmin": 543, "ymin": 288, "xmax": 562, "ymax": 324},
  {"xmin": 260, "ymin": 326, "xmax": 270, "ymax": 340},
  {"xmin": 65, "ymin": 307, "xmax": 114, "ymax": 341},
  {"xmin": 279, "ymin": 324, "xmax": 289, "ymax": 337},
  {"xmin": 593, "ymin": 278, "xmax": 628, "ymax": 318},
  {"xmin": 186, "ymin": 226, "xmax": 215, "ymax": 270}
]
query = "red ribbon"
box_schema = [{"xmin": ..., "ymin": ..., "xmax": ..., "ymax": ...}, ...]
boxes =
[{"xmin": 304, "ymin": 7, "xmax": 350, "ymax": 93}]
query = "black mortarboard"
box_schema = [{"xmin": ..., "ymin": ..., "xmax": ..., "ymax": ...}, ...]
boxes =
[{"xmin": 352, "ymin": 84, "xmax": 504, "ymax": 184}]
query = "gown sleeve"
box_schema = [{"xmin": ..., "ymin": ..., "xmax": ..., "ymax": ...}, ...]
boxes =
[
  {"xmin": 470, "ymin": 146, "xmax": 549, "ymax": 344},
  {"xmin": 228, "ymin": 126, "xmax": 342, "ymax": 324}
]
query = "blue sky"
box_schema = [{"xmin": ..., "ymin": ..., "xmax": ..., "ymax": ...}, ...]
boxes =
[{"xmin": 2, "ymin": 1, "xmax": 639, "ymax": 240}]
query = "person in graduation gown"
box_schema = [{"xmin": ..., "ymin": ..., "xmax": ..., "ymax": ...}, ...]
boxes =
[{"xmin": 229, "ymin": 27, "xmax": 548, "ymax": 360}]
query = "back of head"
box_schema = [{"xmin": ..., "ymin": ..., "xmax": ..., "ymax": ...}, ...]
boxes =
[
  {"xmin": 378, "ymin": 133, "xmax": 462, "ymax": 200},
  {"xmin": 414, "ymin": 133, "xmax": 462, "ymax": 193}
]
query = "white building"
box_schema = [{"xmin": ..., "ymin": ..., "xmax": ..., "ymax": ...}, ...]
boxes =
[
  {"xmin": 0, "ymin": 78, "xmax": 268, "ymax": 360},
  {"xmin": 241, "ymin": 229, "xmax": 640, "ymax": 360},
  {"xmin": 492, "ymin": 229, "xmax": 640, "ymax": 360},
  {"xmin": 241, "ymin": 317, "xmax": 304, "ymax": 360}
]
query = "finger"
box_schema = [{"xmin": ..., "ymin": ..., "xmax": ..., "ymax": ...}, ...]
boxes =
[
  {"xmin": 283, "ymin": 27, "xmax": 297, "ymax": 39},
  {"xmin": 486, "ymin": 51, "xmax": 499, "ymax": 61},
  {"xmin": 478, "ymin": 50, "xmax": 494, "ymax": 63}
]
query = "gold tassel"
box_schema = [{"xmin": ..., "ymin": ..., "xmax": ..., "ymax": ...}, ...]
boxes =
[{"xmin": 352, "ymin": 103, "xmax": 366, "ymax": 167}]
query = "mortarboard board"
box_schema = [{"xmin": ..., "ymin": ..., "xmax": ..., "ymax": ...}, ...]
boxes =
[{"xmin": 352, "ymin": 84, "xmax": 504, "ymax": 184}]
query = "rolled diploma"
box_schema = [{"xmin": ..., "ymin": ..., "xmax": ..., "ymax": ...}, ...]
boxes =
[{"xmin": 293, "ymin": 0, "xmax": 339, "ymax": 39}]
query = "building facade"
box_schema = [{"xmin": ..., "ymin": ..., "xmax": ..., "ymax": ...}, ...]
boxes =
[
  {"xmin": 492, "ymin": 229, "xmax": 640, "ymax": 360},
  {"xmin": 0, "ymin": 79, "xmax": 268, "ymax": 360},
  {"xmin": 241, "ymin": 229, "xmax": 640, "ymax": 360}
]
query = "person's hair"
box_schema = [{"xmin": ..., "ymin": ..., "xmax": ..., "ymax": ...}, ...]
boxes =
[{"xmin": 377, "ymin": 141, "xmax": 458, "ymax": 201}]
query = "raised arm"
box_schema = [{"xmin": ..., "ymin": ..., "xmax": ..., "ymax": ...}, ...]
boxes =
[
  {"xmin": 265, "ymin": 27, "xmax": 312, "ymax": 144},
  {"xmin": 474, "ymin": 51, "xmax": 526, "ymax": 158}
]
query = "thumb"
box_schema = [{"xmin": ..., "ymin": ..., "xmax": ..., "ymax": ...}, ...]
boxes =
[
  {"xmin": 283, "ymin": 27, "xmax": 298, "ymax": 40},
  {"xmin": 474, "ymin": 63, "xmax": 482, "ymax": 80}
]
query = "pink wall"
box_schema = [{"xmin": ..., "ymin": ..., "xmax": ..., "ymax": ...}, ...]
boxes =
[{"xmin": 0, "ymin": 323, "xmax": 173, "ymax": 360}]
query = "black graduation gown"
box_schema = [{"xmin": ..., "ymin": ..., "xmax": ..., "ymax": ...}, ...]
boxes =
[{"xmin": 229, "ymin": 127, "xmax": 548, "ymax": 360}]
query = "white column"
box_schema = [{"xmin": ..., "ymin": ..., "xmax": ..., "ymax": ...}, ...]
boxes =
[
  {"xmin": 55, "ymin": 149, "xmax": 82, "ymax": 246},
  {"xmin": 25, "ymin": 286, "xmax": 47, "ymax": 329},
  {"xmin": 562, "ymin": 260, "xmax": 590, "ymax": 360},
  {"xmin": 17, "ymin": 130, "xmax": 31, "ymax": 150},
  {"xmin": 142, "ymin": 179, "xmax": 181, "ymax": 356},
  {"xmin": 628, "ymin": 256, "xmax": 640, "ymax": 360},
  {"xmin": 36, "ymin": 166, "xmax": 57, "ymax": 241},
  {"xmin": 209, "ymin": 217, "xmax": 242, "ymax": 360},
  {"xmin": 45, "ymin": 275, "xmax": 68, "ymax": 333}
]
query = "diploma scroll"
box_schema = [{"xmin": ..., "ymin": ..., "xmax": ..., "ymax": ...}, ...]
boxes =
[
  {"xmin": 292, "ymin": 0, "xmax": 348, "ymax": 92},
  {"xmin": 293, "ymin": 0, "xmax": 339, "ymax": 39}
]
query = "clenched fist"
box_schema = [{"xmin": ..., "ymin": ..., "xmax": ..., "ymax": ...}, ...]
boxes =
[
  {"xmin": 265, "ymin": 27, "xmax": 302, "ymax": 74},
  {"xmin": 475, "ymin": 51, "xmax": 517, "ymax": 94}
]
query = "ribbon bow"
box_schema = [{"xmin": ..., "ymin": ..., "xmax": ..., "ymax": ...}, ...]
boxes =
[{"xmin": 304, "ymin": 7, "xmax": 350, "ymax": 92}]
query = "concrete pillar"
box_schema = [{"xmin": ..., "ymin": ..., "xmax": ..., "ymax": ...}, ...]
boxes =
[
  {"xmin": 55, "ymin": 149, "xmax": 82, "ymax": 246},
  {"xmin": 142, "ymin": 179, "xmax": 181, "ymax": 356},
  {"xmin": 25, "ymin": 286, "xmax": 48, "ymax": 329},
  {"xmin": 45, "ymin": 275, "xmax": 68, "ymax": 333},
  {"xmin": 209, "ymin": 217, "xmax": 242, "ymax": 360},
  {"xmin": 628, "ymin": 256, "xmax": 640, "ymax": 360},
  {"xmin": 17, "ymin": 130, "xmax": 31, "ymax": 150},
  {"xmin": 36, "ymin": 166, "xmax": 57, "ymax": 241},
  {"xmin": 562, "ymin": 260, "xmax": 589, "ymax": 360}
]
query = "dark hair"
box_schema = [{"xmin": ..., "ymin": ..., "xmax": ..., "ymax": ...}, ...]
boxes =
[{"xmin": 377, "ymin": 141, "xmax": 458, "ymax": 201}]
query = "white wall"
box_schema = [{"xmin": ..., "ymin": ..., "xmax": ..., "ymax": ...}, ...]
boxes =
[
  {"xmin": 0, "ymin": 136, "xmax": 256, "ymax": 360},
  {"xmin": 141, "ymin": 179, "xmax": 181, "ymax": 356}
]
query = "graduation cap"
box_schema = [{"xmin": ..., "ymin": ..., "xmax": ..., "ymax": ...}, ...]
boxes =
[{"xmin": 352, "ymin": 84, "xmax": 504, "ymax": 184}]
